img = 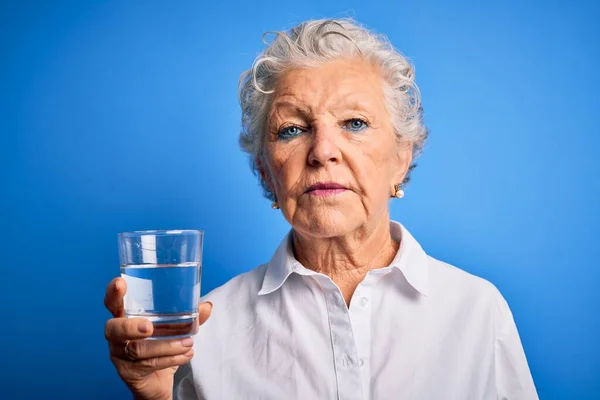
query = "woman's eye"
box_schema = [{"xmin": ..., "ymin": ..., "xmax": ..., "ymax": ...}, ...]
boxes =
[
  {"xmin": 278, "ymin": 125, "xmax": 305, "ymax": 139},
  {"xmin": 344, "ymin": 118, "xmax": 369, "ymax": 132}
]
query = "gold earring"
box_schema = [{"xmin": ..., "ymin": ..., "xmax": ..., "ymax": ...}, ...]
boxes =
[
  {"xmin": 394, "ymin": 184, "xmax": 404, "ymax": 198},
  {"xmin": 271, "ymin": 201, "xmax": 279, "ymax": 209}
]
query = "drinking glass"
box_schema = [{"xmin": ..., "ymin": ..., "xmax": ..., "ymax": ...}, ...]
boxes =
[{"xmin": 118, "ymin": 230, "xmax": 203, "ymax": 339}]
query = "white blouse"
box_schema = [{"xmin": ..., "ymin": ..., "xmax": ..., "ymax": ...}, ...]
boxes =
[{"xmin": 176, "ymin": 221, "xmax": 538, "ymax": 399}]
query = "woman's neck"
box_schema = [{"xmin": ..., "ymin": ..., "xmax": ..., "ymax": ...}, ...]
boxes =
[{"xmin": 291, "ymin": 217, "xmax": 399, "ymax": 305}]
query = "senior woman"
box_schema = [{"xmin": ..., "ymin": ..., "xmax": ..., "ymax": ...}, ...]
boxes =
[{"xmin": 104, "ymin": 18, "xmax": 538, "ymax": 399}]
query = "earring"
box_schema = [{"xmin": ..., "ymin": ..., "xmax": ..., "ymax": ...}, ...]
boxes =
[
  {"xmin": 271, "ymin": 201, "xmax": 280, "ymax": 209},
  {"xmin": 394, "ymin": 183, "xmax": 404, "ymax": 199}
]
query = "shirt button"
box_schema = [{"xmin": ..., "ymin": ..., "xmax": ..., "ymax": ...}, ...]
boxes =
[
  {"xmin": 359, "ymin": 359, "xmax": 364, "ymax": 367},
  {"xmin": 360, "ymin": 296, "xmax": 369, "ymax": 306}
]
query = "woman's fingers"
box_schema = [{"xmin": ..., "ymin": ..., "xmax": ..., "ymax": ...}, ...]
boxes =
[
  {"xmin": 112, "ymin": 351, "xmax": 194, "ymax": 379},
  {"xmin": 110, "ymin": 337, "xmax": 194, "ymax": 361},
  {"xmin": 105, "ymin": 317, "xmax": 154, "ymax": 343},
  {"xmin": 103, "ymin": 279, "xmax": 212, "ymax": 399},
  {"xmin": 106, "ymin": 301, "xmax": 212, "ymax": 345},
  {"xmin": 131, "ymin": 350, "xmax": 195, "ymax": 370},
  {"xmin": 104, "ymin": 277, "xmax": 126, "ymax": 318},
  {"xmin": 105, "ymin": 293, "xmax": 212, "ymax": 372},
  {"xmin": 198, "ymin": 301, "xmax": 213, "ymax": 325}
]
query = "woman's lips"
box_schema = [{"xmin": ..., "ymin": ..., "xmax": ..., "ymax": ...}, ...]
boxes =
[{"xmin": 305, "ymin": 182, "xmax": 348, "ymax": 197}]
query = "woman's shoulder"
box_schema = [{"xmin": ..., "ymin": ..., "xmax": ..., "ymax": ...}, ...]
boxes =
[{"xmin": 426, "ymin": 255, "xmax": 506, "ymax": 304}]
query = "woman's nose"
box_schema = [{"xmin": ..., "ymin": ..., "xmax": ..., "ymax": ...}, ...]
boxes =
[{"xmin": 307, "ymin": 127, "xmax": 343, "ymax": 167}]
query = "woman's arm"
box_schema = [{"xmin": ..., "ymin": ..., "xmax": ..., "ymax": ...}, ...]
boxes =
[{"xmin": 494, "ymin": 292, "xmax": 539, "ymax": 399}]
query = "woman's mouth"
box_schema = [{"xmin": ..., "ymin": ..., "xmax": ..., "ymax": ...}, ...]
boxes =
[{"xmin": 305, "ymin": 182, "xmax": 348, "ymax": 197}]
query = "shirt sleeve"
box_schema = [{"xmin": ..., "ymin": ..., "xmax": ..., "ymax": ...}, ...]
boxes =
[{"xmin": 494, "ymin": 291, "xmax": 539, "ymax": 399}]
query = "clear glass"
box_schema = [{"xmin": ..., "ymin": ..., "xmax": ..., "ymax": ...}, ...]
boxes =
[{"xmin": 118, "ymin": 230, "xmax": 203, "ymax": 340}]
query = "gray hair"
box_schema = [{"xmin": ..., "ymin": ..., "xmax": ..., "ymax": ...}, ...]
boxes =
[{"xmin": 238, "ymin": 18, "xmax": 429, "ymax": 200}]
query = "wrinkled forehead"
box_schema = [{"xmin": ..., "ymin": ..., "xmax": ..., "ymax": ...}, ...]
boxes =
[{"xmin": 269, "ymin": 58, "xmax": 388, "ymax": 117}]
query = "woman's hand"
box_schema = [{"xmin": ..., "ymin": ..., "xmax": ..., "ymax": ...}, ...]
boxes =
[{"xmin": 104, "ymin": 277, "xmax": 212, "ymax": 400}]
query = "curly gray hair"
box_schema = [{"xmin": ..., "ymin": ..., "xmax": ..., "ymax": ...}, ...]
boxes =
[{"xmin": 238, "ymin": 18, "xmax": 428, "ymax": 200}]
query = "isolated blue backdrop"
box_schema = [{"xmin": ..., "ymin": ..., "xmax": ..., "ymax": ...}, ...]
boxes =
[{"xmin": 1, "ymin": 0, "xmax": 598, "ymax": 398}]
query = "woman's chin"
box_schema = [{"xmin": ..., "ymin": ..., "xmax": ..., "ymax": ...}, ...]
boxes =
[{"xmin": 291, "ymin": 211, "xmax": 361, "ymax": 238}]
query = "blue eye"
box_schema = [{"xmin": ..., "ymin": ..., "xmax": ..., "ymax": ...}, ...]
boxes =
[
  {"xmin": 344, "ymin": 118, "xmax": 368, "ymax": 132},
  {"xmin": 278, "ymin": 125, "xmax": 305, "ymax": 139}
]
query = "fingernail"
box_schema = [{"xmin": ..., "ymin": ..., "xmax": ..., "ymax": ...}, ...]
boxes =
[
  {"xmin": 181, "ymin": 337, "xmax": 194, "ymax": 347},
  {"xmin": 113, "ymin": 281, "xmax": 119, "ymax": 292},
  {"xmin": 138, "ymin": 322, "xmax": 150, "ymax": 333},
  {"xmin": 184, "ymin": 349, "xmax": 194, "ymax": 357}
]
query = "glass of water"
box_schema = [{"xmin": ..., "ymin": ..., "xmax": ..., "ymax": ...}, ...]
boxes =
[{"xmin": 118, "ymin": 230, "xmax": 203, "ymax": 340}]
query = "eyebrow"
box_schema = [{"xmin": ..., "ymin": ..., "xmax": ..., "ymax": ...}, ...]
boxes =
[
  {"xmin": 270, "ymin": 98, "xmax": 375, "ymax": 117},
  {"xmin": 270, "ymin": 100, "xmax": 312, "ymax": 118}
]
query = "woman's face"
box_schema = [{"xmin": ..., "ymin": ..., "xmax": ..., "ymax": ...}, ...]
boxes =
[{"xmin": 262, "ymin": 58, "xmax": 412, "ymax": 238}]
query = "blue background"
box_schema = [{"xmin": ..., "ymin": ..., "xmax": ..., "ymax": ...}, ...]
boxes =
[{"xmin": 1, "ymin": 0, "xmax": 598, "ymax": 398}]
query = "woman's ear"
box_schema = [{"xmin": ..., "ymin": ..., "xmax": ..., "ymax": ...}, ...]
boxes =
[
  {"xmin": 256, "ymin": 157, "xmax": 275, "ymax": 194},
  {"xmin": 392, "ymin": 141, "xmax": 413, "ymax": 185}
]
